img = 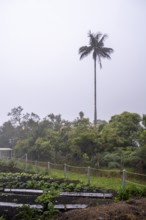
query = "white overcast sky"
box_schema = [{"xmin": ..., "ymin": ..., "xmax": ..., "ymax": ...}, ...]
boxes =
[{"xmin": 0, "ymin": 0, "xmax": 146, "ymax": 125}]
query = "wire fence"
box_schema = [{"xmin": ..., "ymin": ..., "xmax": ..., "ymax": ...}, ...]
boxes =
[
  {"xmin": 5, "ymin": 154, "xmax": 146, "ymax": 189},
  {"xmin": 125, "ymin": 170, "xmax": 146, "ymax": 188}
]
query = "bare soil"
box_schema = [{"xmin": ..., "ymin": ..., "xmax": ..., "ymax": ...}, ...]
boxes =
[
  {"xmin": 0, "ymin": 164, "xmax": 146, "ymax": 219},
  {"xmin": 56, "ymin": 198, "xmax": 146, "ymax": 220},
  {"xmin": 1, "ymin": 194, "xmax": 145, "ymax": 220}
]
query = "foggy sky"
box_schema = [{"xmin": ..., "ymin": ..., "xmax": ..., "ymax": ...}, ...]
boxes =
[{"xmin": 0, "ymin": 0, "xmax": 146, "ymax": 125}]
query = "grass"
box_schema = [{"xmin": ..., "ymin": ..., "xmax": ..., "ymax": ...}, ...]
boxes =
[
  {"xmin": 49, "ymin": 168, "xmax": 146, "ymax": 191},
  {"xmin": 4, "ymin": 159, "xmax": 146, "ymax": 191}
]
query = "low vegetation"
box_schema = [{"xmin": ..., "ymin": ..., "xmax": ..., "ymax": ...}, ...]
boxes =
[
  {"xmin": 0, "ymin": 107, "xmax": 146, "ymax": 219},
  {"xmin": 0, "ymin": 161, "xmax": 145, "ymax": 219}
]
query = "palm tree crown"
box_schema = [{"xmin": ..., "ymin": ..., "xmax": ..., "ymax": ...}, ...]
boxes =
[{"xmin": 79, "ymin": 31, "xmax": 114, "ymax": 125}]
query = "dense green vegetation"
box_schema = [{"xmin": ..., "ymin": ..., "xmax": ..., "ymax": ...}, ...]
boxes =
[
  {"xmin": 1, "ymin": 159, "xmax": 146, "ymax": 192},
  {"xmin": 0, "ymin": 169, "xmax": 145, "ymax": 220},
  {"xmin": 0, "ymin": 106, "xmax": 146, "ymax": 173}
]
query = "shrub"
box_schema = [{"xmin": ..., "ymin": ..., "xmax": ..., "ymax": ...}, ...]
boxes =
[
  {"xmin": 116, "ymin": 186, "xmax": 146, "ymax": 201},
  {"xmin": 14, "ymin": 205, "xmax": 41, "ymax": 220},
  {"xmin": 108, "ymin": 161, "xmax": 120, "ymax": 169},
  {"xmin": 36, "ymin": 188, "xmax": 59, "ymax": 219}
]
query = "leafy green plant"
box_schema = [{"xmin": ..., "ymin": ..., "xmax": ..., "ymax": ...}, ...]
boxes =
[
  {"xmin": 87, "ymin": 184, "xmax": 98, "ymax": 192},
  {"xmin": 66, "ymin": 183, "xmax": 75, "ymax": 191},
  {"xmin": 50, "ymin": 182, "xmax": 59, "ymax": 190},
  {"xmin": 59, "ymin": 182, "xmax": 68, "ymax": 191},
  {"xmin": 116, "ymin": 186, "xmax": 146, "ymax": 201},
  {"xmin": 26, "ymin": 180, "xmax": 37, "ymax": 189},
  {"xmin": 0, "ymin": 216, "xmax": 5, "ymax": 220},
  {"xmin": 116, "ymin": 188, "xmax": 129, "ymax": 201},
  {"xmin": 36, "ymin": 188, "xmax": 59, "ymax": 219},
  {"xmin": 126, "ymin": 186, "xmax": 146, "ymax": 197},
  {"xmin": 14, "ymin": 205, "xmax": 41, "ymax": 220},
  {"xmin": 75, "ymin": 183, "xmax": 83, "ymax": 192}
]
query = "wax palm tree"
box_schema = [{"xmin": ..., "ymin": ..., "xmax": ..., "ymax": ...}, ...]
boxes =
[{"xmin": 79, "ymin": 31, "xmax": 114, "ymax": 125}]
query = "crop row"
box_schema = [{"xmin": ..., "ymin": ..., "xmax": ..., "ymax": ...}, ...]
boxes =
[{"xmin": 0, "ymin": 172, "xmax": 109, "ymax": 193}]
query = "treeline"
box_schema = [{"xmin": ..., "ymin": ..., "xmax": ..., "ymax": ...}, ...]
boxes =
[{"xmin": 0, "ymin": 106, "xmax": 146, "ymax": 172}]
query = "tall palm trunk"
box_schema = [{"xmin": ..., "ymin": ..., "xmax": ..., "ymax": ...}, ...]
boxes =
[
  {"xmin": 79, "ymin": 32, "xmax": 113, "ymax": 126},
  {"xmin": 94, "ymin": 57, "xmax": 97, "ymax": 125}
]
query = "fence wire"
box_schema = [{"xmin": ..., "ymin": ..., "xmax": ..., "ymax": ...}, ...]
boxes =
[{"xmin": 6, "ymin": 155, "xmax": 146, "ymax": 188}]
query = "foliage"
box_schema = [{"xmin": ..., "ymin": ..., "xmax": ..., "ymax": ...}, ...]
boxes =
[
  {"xmin": 102, "ymin": 152, "xmax": 121, "ymax": 167},
  {"xmin": 0, "ymin": 106, "xmax": 146, "ymax": 172},
  {"xmin": 100, "ymin": 112, "xmax": 142, "ymax": 149},
  {"xmin": 36, "ymin": 188, "xmax": 59, "ymax": 219},
  {"xmin": 14, "ymin": 205, "xmax": 41, "ymax": 220},
  {"xmin": 116, "ymin": 186, "xmax": 146, "ymax": 201}
]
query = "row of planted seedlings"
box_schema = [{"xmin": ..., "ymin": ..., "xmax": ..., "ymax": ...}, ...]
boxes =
[
  {"xmin": 0, "ymin": 171, "xmax": 114, "ymax": 220},
  {"xmin": 0, "ymin": 172, "xmax": 59, "ymax": 219},
  {"xmin": 14, "ymin": 158, "xmax": 123, "ymax": 187},
  {"xmin": 1, "ymin": 160, "xmax": 146, "ymax": 197},
  {"xmin": 2, "ymin": 171, "xmax": 144, "ymax": 203},
  {"xmin": 0, "ymin": 172, "xmax": 109, "ymax": 192},
  {"xmin": 1, "ymin": 159, "xmax": 146, "ymax": 194},
  {"xmin": 0, "ymin": 159, "xmax": 118, "ymax": 194}
]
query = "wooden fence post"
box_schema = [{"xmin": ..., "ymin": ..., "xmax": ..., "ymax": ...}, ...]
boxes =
[
  {"xmin": 25, "ymin": 153, "xmax": 28, "ymax": 171},
  {"xmin": 122, "ymin": 169, "xmax": 126, "ymax": 189},
  {"xmin": 48, "ymin": 162, "xmax": 50, "ymax": 170},
  {"xmin": 88, "ymin": 166, "xmax": 90, "ymax": 185},
  {"xmin": 64, "ymin": 163, "xmax": 67, "ymax": 178},
  {"xmin": 35, "ymin": 161, "xmax": 37, "ymax": 172}
]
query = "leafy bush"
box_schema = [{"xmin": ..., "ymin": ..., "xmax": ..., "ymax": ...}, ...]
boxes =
[
  {"xmin": 14, "ymin": 205, "xmax": 41, "ymax": 220},
  {"xmin": 116, "ymin": 188, "xmax": 129, "ymax": 201},
  {"xmin": 108, "ymin": 161, "xmax": 120, "ymax": 169},
  {"xmin": 116, "ymin": 186, "xmax": 146, "ymax": 201},
  {"xmin": 65, "ymin": 183, "xmax": 75, "ymax": 191},
  {"xmin": 36, "ymin": 188, "xmax": 59, "ymax": 219},
  {"xmin": 102, "ymin": 153, "xmax": 121, "ymax": 165},
  {"xmin": 75, "ymin": 183, "xmax": 83, "ymax": 192}
]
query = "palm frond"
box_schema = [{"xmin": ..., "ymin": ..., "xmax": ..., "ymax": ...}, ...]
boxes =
[
  {"xmin": 98, "ymin": 56, "xmax": 102, "ymax": 69},
  {"xmin": 79, "ymin": 46, "xmax": 93, "ymax": 60},
  {"xmin": 100, "ymin": 47, "xmax": 114, "ymax": 59},
  {"xmin": 95, "ymin": 32, "xmax": 102, "ymax": 41},
  {"xmin": 79, "ymin": 31, "xmax": 114, "ymax": 64},
  {"xmin": 99, "ymin": 34, "xmax": 108, "ymax": 44},
  {"xmin": 96, "ymin": 55, "xmax": 102, "ymax": 69},
  {"xmin": 89, "ymin": 32, "xmax": 96, "ymax": 47},
  {"xmin": 88, "ymin": 31, "xmax": 102, "ymax": 47}
]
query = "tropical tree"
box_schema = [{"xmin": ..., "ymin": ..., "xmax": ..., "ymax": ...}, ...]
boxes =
[
  {"xmin": 99, "ymin": 112, "xmax": 142, "ymax": 149},
  {"xmin": 79, "ymin": 31, "xmax": 114, "ymax": 125},
  {"xmin": 8, "ymin": 106, "xmax": 23, "ymax": 127}
]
